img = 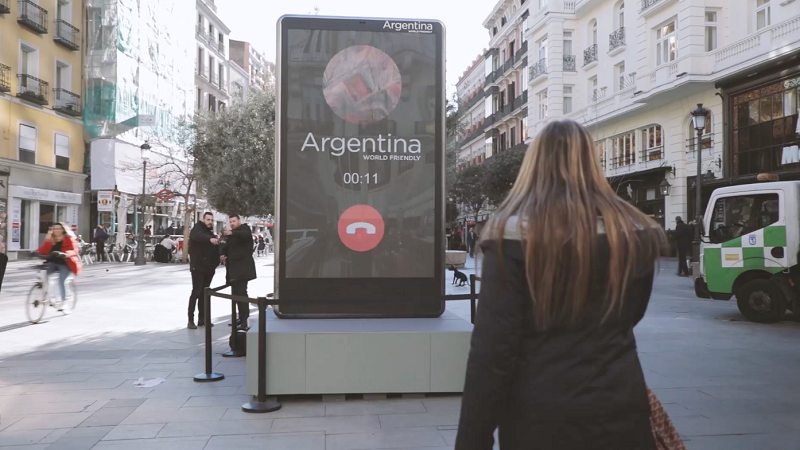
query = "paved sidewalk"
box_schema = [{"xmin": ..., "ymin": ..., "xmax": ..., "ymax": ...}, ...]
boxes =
[{"xmin": 0, "ymin": 256, "xmax": 798, "ymax": 449}]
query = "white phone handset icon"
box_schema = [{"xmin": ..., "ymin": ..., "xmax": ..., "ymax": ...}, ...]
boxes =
[{"xmin": 346, "ymin": 222, "xmax": 376, "ymax": 235}]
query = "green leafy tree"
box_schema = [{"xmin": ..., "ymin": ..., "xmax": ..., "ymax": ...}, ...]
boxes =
[
  {"xmin": 483, "ymin": 147, "xmax": 526, "ymax": 206},
  {"xmin": 193, "ymin": 90, "xmax": 275, "ymax": 217},
  {"xmin": 445, "ymin": 97, "xmax": 463, "ymax": 225},
  {"xmin": 451, "ymin": 164, "xmax": 488, "ymax": 223}
]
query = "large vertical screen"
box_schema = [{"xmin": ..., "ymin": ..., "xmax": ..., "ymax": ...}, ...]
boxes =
[{"xmin": 276, "ymin": 16, "xmax": 444, "ymax": 316}]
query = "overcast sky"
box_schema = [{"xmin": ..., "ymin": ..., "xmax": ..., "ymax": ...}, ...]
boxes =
[{"xmin": 217, "ymin": 0, "xmax": 490, "ymax": 95}]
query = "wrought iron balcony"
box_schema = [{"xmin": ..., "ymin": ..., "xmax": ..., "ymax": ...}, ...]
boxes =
[
  {"xmin": 583, "ymin": 44, "xmax": 598, "ymax": 67},
  {"xmin": 53, "ymin": 88, "xmax": 81, "ymax": 116},
  {"xmin": 588, "ymin": 87, "xmax": 607, "ymax": 103},
  {"xmin": 563, "ymin": 55, "xmax": 576, "ymax": 72},
  {"xmin": 17, "ymin": 74, "xmax": 48, "ymax": 105},
  {"xmin": 530, "ymin": 58, "xmax": 547, "ymax": 80},
  {"xmin": 0, "ymin": 0, "xmax": 10, "ymax": 14},
  {"xmin": 0, "ymin": 64, "xmax": 10, "ymax": 93},
  {"xmin": 640, "ymin": 0, "xmax": 663, "ymax": 12},
  {"xmin": 609, "ymin": 27, "xmax": 625, "ymax": 52},
  {"xmin": 54, "ymin": 19, "xmax": 80, "ymax": 51},
  {"xmin": 18, "ymin": 0, "xmax": 48, "ymax": 34},
  {"xmin": 515, "ymin": 41, "xmax": 528, "ymax": 63},
  {"xmin": 218, "ymin": 41, "xmax": 225, "ymax": 55},
  {"xmin": 619, "ymin": 72, "xmax": 636, "ymax": 91}
]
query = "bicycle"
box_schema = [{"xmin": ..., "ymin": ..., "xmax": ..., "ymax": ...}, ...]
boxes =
[{"xmin": 26, "ymin": 253, "xmax": 78, "ymax": 324}]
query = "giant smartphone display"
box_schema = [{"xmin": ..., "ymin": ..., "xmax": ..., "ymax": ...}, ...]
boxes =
[{"xmin": 274, "ymin": 16, "xmax": 445, "ymax": 318}]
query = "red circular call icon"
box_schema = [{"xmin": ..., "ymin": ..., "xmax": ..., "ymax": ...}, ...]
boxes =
[{"xmin": 338, "ymin": 204, "xmax": 385, "ymax": 252}]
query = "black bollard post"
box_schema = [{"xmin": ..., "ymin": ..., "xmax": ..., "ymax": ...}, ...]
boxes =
[
  {"xmin": 222, "ymin": 289, "xmax": 244, "ymax": 358},
  {"xmin": 469, "ymin": 275, "xmax": 476, "ymax": 324},
  {"xmin": 194, "ymin": 287, "xmax": 225, "ymax": 382},
  {"xmin": 242, "ymin": 298, "xmax": 281, "ymax": 413}
]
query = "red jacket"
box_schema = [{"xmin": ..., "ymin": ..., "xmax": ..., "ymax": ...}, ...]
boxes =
[{"xmin": 38, "ymin": 236, "xmax": 83, "ymax": 276}]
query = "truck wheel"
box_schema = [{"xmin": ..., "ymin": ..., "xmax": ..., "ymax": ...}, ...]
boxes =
[{"xmin": 735, "ymin": 279, "xmax": 787, "ymax": 323}]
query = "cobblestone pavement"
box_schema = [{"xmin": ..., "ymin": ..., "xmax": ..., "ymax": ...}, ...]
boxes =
[{"xmin": 0, "ymin": 256, "xmax": 798, "ymax": 449}]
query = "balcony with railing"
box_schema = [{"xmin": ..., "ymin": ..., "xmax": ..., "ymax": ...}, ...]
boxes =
[
  {"xmin": 210, "ymin": 71, "xmax": 218, "ymax": 86},
  {"xmin": 583, "ymin": 44, "xmax": 598, "ymax": 67},
  {"xmin": 218, "ymin": 41, "xmax": 225, "ymax": 56},
  {"xmin": 219, "ymin": 75, "xmax": 226, "ymax": 92},
  {"xmin": 0, "ymin": 64, "xmax": 10, "ymax": 93},
  {"xmin": 515, "ymin": 41, "xmax": 528, "ymax": 63},
  {"xmin": 54, "ymin": 19, "xmax": 80, "ymax": 51},
  {"xmin": 197, "ymin": 65, "xmax": 208, "ymax": 80},
  {"xmin": 18, "ymin": 0, "xmax": 48, "ymax": 34},
  {"xmin": 641, "ymin": 146, "xmax": 664, "ymax": 162},
  {"xmin": 196, "ymin": 24, "xmax": 209, "ymax": 41},
  {"xmin": 640, "ymin": 0, "xmax": 663, "ymax": 13},
  {"xmin": 588, "ymin": 86, "xmax": 607, "ymax": 103},
  {"xmin": 529, "ymin": 58, "xmax": 547, "ymax": 81},
  {"xmin": 609, "ymin": 27, "xmax": 625, "ymax": 54},
  {"xmin": 0, "ymin": 0, "xmax": 10, "ymax": 14},
  {"xmin": 53, "ymin": 88, "xmax": 81, "ymax": 117},
  {"xmin": 17, "ymin": 74, "xmax": 48, "ymax": 105},
  {"xmin": 563, "ymin": 55, "xmax": 576, "ymax": 72},
  {"xmin": 503, "ymin": 58, "xmax": 514, "ymax": 74}
]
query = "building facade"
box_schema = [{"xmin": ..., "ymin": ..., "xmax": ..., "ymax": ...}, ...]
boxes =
[
  {"xmin": 517, "ymin": 0, "xmax": 800, "ymax": 230},
  {"xmin": 85, "ymin": 0, "xmax": 196, "ymax": 243},
  {"xmin": 196, "ymin": 0, "xmax": 230, "ymax": 112},
  {"xmin": 229, "ymin": 60, "xmax": 249, "ymax": 104},
  {"xmin": 229, "ymin": 40, "xmax": 272, "ymax": 92},
  {"xmin": 0, "ymin": 0, "xmax": 86, "ymax": 258},
  {"xmin": 456, "ymin": 53, "xmax": 488, "ymax": 166}
]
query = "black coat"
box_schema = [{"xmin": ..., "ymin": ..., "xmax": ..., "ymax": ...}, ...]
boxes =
[
  {"xmin": 94, "ymin": 227, "xmax": 108, "ymax": 242},
  {"xmin": 455, "ymin": 232, "xmax": 656, "ymax": 450},
  {"xmin": 223, "ymin": 223, "xmax": 256, "ymax": 283},
  {"xmin": 189, "ymin": 221, "xmax": 220, "ymax": 274},
  {"xmin": 675, "ymin": 222, "xmax": 693, "ymax": 251}
]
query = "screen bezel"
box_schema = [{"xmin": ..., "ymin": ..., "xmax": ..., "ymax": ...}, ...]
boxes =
[{"xmin": 274, "ymin": 15, "xmax": 445, "ymax": 317}]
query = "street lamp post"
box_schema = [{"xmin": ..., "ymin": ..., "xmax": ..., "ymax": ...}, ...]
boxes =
[
  {"xmin": 690, "ymin": 103, "xmax": 709, "ymax": 278},
  {"xmin": 135, "ymin": 142, "xmax": 151, "ymax": 266}
]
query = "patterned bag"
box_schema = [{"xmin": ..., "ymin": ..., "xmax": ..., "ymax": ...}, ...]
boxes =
[{"xmin": 648, "ymin": 388, "xmax": 687, "ymax": 450}]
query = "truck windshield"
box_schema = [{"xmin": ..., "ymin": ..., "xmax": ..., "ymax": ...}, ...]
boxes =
[{"xmin": 710, "ymin": 193, "xmax": 779, "ymax": 244}]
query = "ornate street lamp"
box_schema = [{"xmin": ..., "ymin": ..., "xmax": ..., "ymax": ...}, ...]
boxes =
[
  {"xmin": 690, "ymin": 103, "xmax": 710, "ymax": 277},
  {"xmin": 659, "ymin": 178, "xmax": 671, "ymax": 197}
]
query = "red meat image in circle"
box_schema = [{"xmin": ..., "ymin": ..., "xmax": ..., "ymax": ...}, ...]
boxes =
[
  {"xmin": 338, "ymin": 205, "xmax": 385, "ymax": 252},
  {"xmin": 323, "ymin": 45, "xmax": 402, "ymax": 124}
]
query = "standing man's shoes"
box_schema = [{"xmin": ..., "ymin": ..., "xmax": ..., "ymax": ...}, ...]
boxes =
[
  {"xmin": 188, "ymin": 320, "xmax": 197, "ymax": 329},
  {"xmin": 198, "ymin": 320, "xmax": 214, "ymax": 327}
]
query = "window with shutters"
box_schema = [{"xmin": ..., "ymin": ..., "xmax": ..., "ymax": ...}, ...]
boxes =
[
  {"xmin": 19, "ymin": 124, "xmax": 36, "ymax": 164},
  {"xmin": 55, "ymin": 133, "xmax": 70, "ymax": 170}
]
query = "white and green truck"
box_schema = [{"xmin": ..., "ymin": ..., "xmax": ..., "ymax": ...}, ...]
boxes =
[{"xmin": 695, "ymin": 181, "xmax": 799, "ymax": 323}]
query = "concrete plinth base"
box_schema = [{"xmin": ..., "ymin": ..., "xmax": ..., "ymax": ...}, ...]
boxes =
[{"xmin": 245, "ymin": 308, "xmax": 473, "ymax": 395}]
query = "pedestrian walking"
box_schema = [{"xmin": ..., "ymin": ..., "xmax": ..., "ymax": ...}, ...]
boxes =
[
  {"xmin": 455, "ymin": 120, "xmax": 668, "ymax": 450},
  {"xmin": 674, "ymin": 216, "xmax": 693, "ymax": 277},
  {"xmin": 94, "ymin": 224, "xmax": 109, "ymax": 262},
  {"xmin": 187, "ymin": 212, "xmax": 220, "ymax": 329},
  {"xmin": 221, "ymin": 215, "xmax": 256, "ymax": 329},
  {"xmin": 257, "ymin": 235, "xmax": 266, "ymax": 257},
  {"xmin": 467, "ymin": 228, "xmax": 477, "ymax": 258}
]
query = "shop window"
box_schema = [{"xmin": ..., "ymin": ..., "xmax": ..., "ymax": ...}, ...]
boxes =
[
  {"xmin": 55, "ymin": 133, "xmax": 70, "ymax": 170},
  {"xmin": 731, "ymin": 77, "xmax": 800, "ymax": 176},
  {"xmin": 611, "ymin": 132, "xmax": 636, "ymax": 167},
  {"xmin": 19, "ymin": 124, "xmax": 36, "ymax": 164}
]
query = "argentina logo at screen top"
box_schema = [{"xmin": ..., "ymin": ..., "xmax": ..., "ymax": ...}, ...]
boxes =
[
  {"xmin": 301, "ymin": 133, "xmax": 423, "ymax": 161},
  {"xmin": 383, "ymin": 21, "xmax": 434, "ymax": 33}
]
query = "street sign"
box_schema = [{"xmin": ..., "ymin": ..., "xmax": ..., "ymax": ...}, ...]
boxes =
[
  {"xmin": 97, "ymin": 191, "xmax": 113, "ymax": 212},
  {"xmin": 154, "ymin": 189, "xmax": 175, "ymax": 201},
  {"xmin": 138, "ymin": 115, "xmax": 156, "ymax": 127}
]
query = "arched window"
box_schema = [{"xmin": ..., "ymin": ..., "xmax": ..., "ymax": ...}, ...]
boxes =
[
  {"xmin": 617, "ymin": 2, "xmax": 625, "ymax": 29},
  {"xmin": 688, "ymin": 113, "xmax": 712, "ymax": 154},
  {"xmin": 589, "ymin": 19, "xmax": 598, "ymax": 46},
  {"xmin": 641, "ymin": 124, "xmax": 664, "ymax": 161}
]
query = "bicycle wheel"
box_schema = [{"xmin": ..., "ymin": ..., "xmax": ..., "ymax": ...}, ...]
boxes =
[
  {"xmin": 59, "ymin": 278, "xmax": 78, "ymax": 314},
  {"xmin": 26, "ymin": 284, "xmax": 47, "ymax": 324}
]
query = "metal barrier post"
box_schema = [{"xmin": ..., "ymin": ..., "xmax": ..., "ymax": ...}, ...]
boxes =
[
  {"xmin": 469, "ymin": 274, "xmax": 477, "ymax": 324},
  {"xmin": 193, "ymin": 287, "xmax": 225, "ymax": 382},
  {"xmin": 222, "ymin": 289, "xmax": 244, "ymax": 358},
  {"xmin": 242, "ymin": 298, "xmax": 281, "ymax": 413}
]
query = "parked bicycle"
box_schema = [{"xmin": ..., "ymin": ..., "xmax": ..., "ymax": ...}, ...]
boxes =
[{"xmin": 26, "ymin": 252, "xmax": 78, "ymax": 323}]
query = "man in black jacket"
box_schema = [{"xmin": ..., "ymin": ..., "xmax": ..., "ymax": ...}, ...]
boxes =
[
  {"xmin": 675, "ymin": 216, "xmax": 693, "ymax": 277},
  {"xmin": 222, "ymin": 215, "xmax": 256, "ymax": 329},
  {"xmin": 94, "ymin": 225, "xmax": 109, "ymax": 262},
  {"xmin": 188, "ymin": 212, "xmax": 220, "ymax": 329}
]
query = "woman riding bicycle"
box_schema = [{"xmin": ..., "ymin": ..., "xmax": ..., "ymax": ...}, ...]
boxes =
[{"xmin": 36, "ymin": 222, "xmax": 82, "ymax": 306}]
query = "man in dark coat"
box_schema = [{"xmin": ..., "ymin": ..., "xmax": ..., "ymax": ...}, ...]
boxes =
[
  {"xmin": 94, "ymin": 225, "xmax": 109, "ymax": 262},
  {"xmin": 187, "ymin": 212, "xmax": 220, "ymax": 329},
  {"xmin": 221, "ymin": 215, "xmax": 256, "ymax": 329},
  {"xmin": 674, "ymin": 216, "xmax": 693, "ymax": 277}
]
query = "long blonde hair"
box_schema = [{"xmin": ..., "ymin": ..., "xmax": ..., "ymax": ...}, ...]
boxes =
[{"xmin": 482, "ymin": 120, "xmax": 666, "ymax": 330}]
